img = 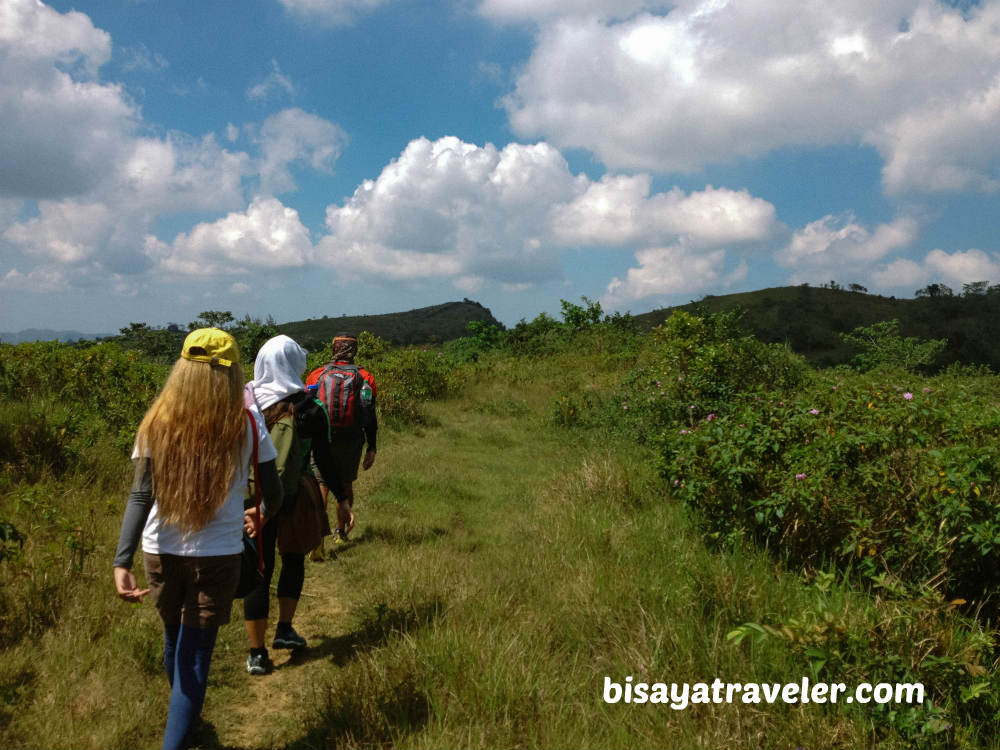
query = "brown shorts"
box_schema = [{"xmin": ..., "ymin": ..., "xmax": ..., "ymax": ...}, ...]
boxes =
[
  {"xmin": 329, "ymin": 435, "xmax": 365, "ymax": 484},
  {"xmin": 143, "ymin": 552, "xmax": 241, "ymax": 629}
]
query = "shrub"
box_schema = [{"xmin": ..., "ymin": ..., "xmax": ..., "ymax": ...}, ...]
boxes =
[
  {"xmin": 660, "ymin": 369, "xmax": 1000, "ymax": 604},
  {"xmin": 841, "ymin": 319, "xmax": 947, "ymax": 372},
  {"xmin": 607, "ymin": 309, "xmax": 808, "ymax": 439}
]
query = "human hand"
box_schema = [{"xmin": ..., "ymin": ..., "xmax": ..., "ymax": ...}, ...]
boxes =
[
  {"xmin": 114, "ymin": 566, "xmax": 150, "ymax": 603},
  {"xmin": 362, "ymin": 450, "xmax": 376, "ymax": 471},
  {"xmin": 244, "ymin": 510, "xmax": 261, "ymax": 538},
  {"xmin": 345, "ymin": 509, "xmax": 355, "ymax": 534}
]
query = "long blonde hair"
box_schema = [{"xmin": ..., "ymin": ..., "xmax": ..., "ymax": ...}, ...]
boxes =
[{"xmin": 136, "ymin": 357, "xmax": 248, "ymax": 532}]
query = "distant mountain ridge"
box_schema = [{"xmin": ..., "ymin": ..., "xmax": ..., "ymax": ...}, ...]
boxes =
[
  {"xmin": 633, "ymin": 285, "xmax": 1000, "ymax": 370},
  {"xmin": 0, "ymin": 328, "xmax": 113, "ymax": 344},
  {"xmin": 277, "ymin": 299, "xmax": 502, "ymax": 349}
]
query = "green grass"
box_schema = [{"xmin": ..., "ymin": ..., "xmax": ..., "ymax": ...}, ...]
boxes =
[{"xmin": 2, "ymin": 359, "xmax": 994, "ymax": 748}]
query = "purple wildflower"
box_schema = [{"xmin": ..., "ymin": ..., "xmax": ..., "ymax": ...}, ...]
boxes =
[
  {"xmin": 706, "ymin": 413, "xmax": 716, "ymax": 421},
  {"xmin": 809, "ymin": 409, "xmax": 819, "ymax": 415},
  {"xmin": 922, "ymin": 387, "xmax": 931, "ymax": 393},
  {"xmin": 795, "ymin": 473, "xmax": 807, "ymax": 481},
  {"xmin": 903, "ymin": 392, "xmax": 913, "ymax": 400},
  {"xmin": 680, "ymin": 429, "xmax": 688, "ymax": 435}
]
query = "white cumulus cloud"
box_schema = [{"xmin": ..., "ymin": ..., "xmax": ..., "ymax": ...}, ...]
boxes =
[
  {"xmin": 0, "ymin": 0, "xmax": 136, "ymax": 199},
  {"xmin": 316, "ymin": 135, "xmax": 780, "ymax": 290},
  {"xmin": 498, "ymin": 1, "xmax": 1000, "ymax": 194},
  {"xmin": 776, "ymin": 214, "xmax": 919, "ymax": 282},
  {"xmin": 155, "ymin": 196, "xmax": 314, "ymax": 275},
  {"xmin": 4, "ymin": 200, "xmax": 114, "ymax": 263},
  {"xmin": 551, "ymin": 176, "xmax": 776, "ymax": 247},
  {"xmin": 602, "ymin": 244, "xmax": 746, "ymax": 308},
  {"xmin": 872, "ymin": 248, "xmax": 1000, "ymax": 290},
  {"xmin": 0, "ymin": 266, "xmax": 70, "ymax": 294},
  {"xmin": 254, "ymin": 108, "xmax": 348, "ymax": 194},
  {"xmin": 318, "ymin": 136, "xmax": 581, "ymax": 283}
]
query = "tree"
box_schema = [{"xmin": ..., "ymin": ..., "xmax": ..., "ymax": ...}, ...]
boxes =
[
  {"xmin": 962, "ymin": 281, "xmax": 989, "ymax": 297},
  {"xmin": 840, "ymin": 319, "xmax": 947, "ymax": 372},
  {"xmin": 231, "ymin": 314, "xmax": 279, "ymax": 363},
  {"xmin": 915, "ymin": 283, "xmax": 954, "ymax": 298},
  {"xmin": 847, "ymin": 283, "xmax": 868, "ymax": 293},
  {"xmin": 560, "ymin": 296, "xmax": 603, "ymax": 331},
  {"xmin": 188, "ymin": 310, "xmax": 235, "ymax": 331},
  {"xmin": 118, "ymin": 322, "xmax": 183, "ymax": 359}
]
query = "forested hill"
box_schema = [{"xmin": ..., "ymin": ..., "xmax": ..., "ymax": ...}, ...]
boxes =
[
  {"xmin": 278, "ymin": 299, "xmax": 502, "ymax": 349},
  {"xmin": 633, "ymin": 285, "xmax": 1000, "ymax": 370}
]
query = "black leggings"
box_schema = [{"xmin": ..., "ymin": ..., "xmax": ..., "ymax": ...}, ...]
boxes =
[{"xmin": 243, "ymin": 518, "xmax": 306, "ymax": 621}]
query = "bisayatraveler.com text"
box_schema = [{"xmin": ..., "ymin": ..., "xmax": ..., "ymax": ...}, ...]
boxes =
[{"xmin": 603, "ymin": 676, "xmax": 924, "ymax": 709}]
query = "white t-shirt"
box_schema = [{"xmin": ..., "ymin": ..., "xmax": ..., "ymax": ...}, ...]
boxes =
[{"xmin": 136, "ymin": 409, "xmax": 278, "ymax": 557}]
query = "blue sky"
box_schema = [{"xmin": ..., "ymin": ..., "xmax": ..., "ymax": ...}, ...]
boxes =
[{"xmin": 2, "ymin": 0, "xmax": 999, "ymax": 333}]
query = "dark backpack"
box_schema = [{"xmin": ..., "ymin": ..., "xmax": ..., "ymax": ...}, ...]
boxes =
[{"xmin": 314, "ymin": 363, "xmax": 364, "ymax": 429}]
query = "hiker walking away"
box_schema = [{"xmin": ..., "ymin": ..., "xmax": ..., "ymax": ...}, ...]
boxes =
[
  {"xmin": 305, "ymin": 331, "xmax": 377, "ymax": 548},
  {"xmin": 242, "ymin": 334, "xmax": 343, "ymax": 675},
  {"xmin": 112, "ymin": 328, "xmax": 282, "ymax": 750}
]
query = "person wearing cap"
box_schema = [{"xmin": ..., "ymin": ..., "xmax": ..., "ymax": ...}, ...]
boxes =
[
  {"xmin": 112, "ymin": 328, "xmax": 283, "ymax": 750},
  {"xmin": 305, "ymin": 332, "xmax": 378, "ymax": 548},
  {"xmin": 241, "ymin": 334, "xmax": 342, "ymax": 674}
]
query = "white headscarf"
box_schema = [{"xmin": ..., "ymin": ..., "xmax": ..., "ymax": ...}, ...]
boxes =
[{"xmin": 245, "ymin": 335, "xmax": 308, "ymax": 412}]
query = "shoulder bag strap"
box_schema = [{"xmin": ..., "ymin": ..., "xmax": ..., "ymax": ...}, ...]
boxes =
[{"xmin": 245, "ymin": 409, "xmax": 264, "ymax": 576}]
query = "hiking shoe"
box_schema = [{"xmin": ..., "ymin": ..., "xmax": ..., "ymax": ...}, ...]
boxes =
[
  {"xmin": 332, "ymin": 527, "xmax": 349, "ymax": 544},
  {"xmin": 246, "ymin": 651, "xmax": 272, "ymax": 676},
  {"xmin": 273, "ymin": 627, "xmax": 307, "ymax": 650}
]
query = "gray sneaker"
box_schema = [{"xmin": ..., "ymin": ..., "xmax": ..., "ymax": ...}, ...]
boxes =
[
  {"xmin": 273, "ymin": 627, "xmax": 307, "ymax": 650},
  {"xmin": 246, "ymin": 651, "xmax": 271, "ymax": 675}
]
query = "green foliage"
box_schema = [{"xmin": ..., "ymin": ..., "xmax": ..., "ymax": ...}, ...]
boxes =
[
  {"xmin": 840, "ymin": 319, "xmax": 947, "ymax": 372},
  {"xmin": 659, "ymin": 369, "xmax": 1000, "ymax": 604},
  {"xmin": 188, "ymin": 310, "xmax": 236, "ymax": 330},
  {"xmin": 0, "ymin": 341, "xmax": 167, "ymax": 453},
  {"xmin": 445, "ymin": 297, "xmax": 642, "ymax": 363},
  {"xmin": 0, "ymin": 519, "xmax": 24, "ymax": 563},
  {"xmin": 231, "ymin": 314, "xmax": 280, "ymax": 364},
  {"xmin": 559, "ymin": 296, "xmax": 603, "ymax": 330},
  {"xmin": 357, "ymin": 334, "xmax": 455, "ymax": 427},
  {"xmin": 116, "ymin": 322, "xmax": 183, "ymax": 361},
  {"xmin": 633, "ymin": 284, "xmax": 1000, "ymax": 371},
  {"xmin": 609, "ymin": 309, "xmax": 808, "ymax": 437},
  {"xmin": 441, "ymin": 321, "xmax": 505, "ymax": 363},
  {"xmin": 728, "ymin": 576, "xmax": 999, "ymax": 747},
  {"xmin": 0, "ymin": 401, "xmax": 79, "ymax": 482}
]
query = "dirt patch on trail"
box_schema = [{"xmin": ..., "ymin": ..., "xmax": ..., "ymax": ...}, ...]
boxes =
[{"xmin": 213, "ymin": 553, "xmax": 350, "ymax": 749}]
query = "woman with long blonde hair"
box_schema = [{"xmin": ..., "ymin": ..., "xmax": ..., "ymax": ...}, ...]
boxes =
[{"xmin": 113, "ymin": 328, "xmax": 282, "ymax": 750}]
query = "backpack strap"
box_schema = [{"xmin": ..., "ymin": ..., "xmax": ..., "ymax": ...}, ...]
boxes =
[{"xmin": 245, "ymin": 409, "xmax": 264, "ymax": 577}]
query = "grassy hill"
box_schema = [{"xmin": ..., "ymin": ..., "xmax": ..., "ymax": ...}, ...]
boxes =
[
  {"xmin": 633, "ymin": 285, "xmax": 1000, "ymax": 369},
  {"xmin": 278, "ymin": 299, "xmax": 502, "ymax": 349}
]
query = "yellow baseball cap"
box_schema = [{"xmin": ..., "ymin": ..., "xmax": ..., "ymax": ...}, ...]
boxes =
[{"xmin": 181, "ymin": 328, "xmax": 239, "ymax": 367}]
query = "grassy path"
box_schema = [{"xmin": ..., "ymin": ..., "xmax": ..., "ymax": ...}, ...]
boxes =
[
  {"xmin": 0, "ymin": 374, "xmax": 881, "ymax": 748},
  {"xmin": 195, "ymin": 381, "xmax": 872, "ymax": 749}
]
